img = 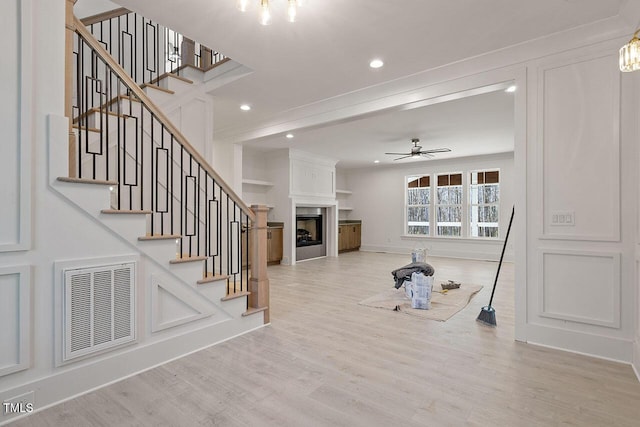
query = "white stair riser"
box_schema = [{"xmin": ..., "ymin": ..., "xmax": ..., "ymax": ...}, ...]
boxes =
[
  {"xmin": 221, "ymin": 296, "xmax": 248, "ymax": 318},
  {"xmin": 54, "ymin": 181, "xmax": 112, "ymax": 213},
  {"xmin": 159, "ymin": 76, "xmax": 192, "ymax": 92},
  {"xmin": 99, "ymin": 213, "xmax": 149, "ymax": 239},
  {"xmin": 136, "ymin": 238, "xmax": 180, "ymax": 262},
  {"xmin": 143, "ymin": 86, "xmax": 175, "ymax": 104},
  {"xmin": 197, "ymin": 280, "xmax": 228, "ymax": 303},
  {"xmin": 168, "ymin": 261, "xmax": 205, "ymax": 287},
  {"xmin": 177, "ymin": 67, "xmax": 204, "ymax": 83}
]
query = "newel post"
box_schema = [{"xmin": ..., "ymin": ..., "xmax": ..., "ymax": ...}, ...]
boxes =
[
  {"xmin": 65, "ymin": 0, "xmax": 78, "ymax": 177},
  {"xmin": 180, "ymin": 37, "xmax": 196, "ymax": 67},
  {"xmin": 200, "ymin": 46, "xmax": 213, "ymax": 69},
  {"xmin": 249, "ymin": 205, "xmax": 270, "ymax": 323}
]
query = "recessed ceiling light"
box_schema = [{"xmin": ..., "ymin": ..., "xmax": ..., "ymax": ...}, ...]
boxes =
[
  {"xmin": 286, "ymin": 133, "xmax": 294, "ymax": 139},
  {"xmin": 505, "ymin": 85, "xmax": 516, "ymax": 93},
  {"xmin": 369, "ymin": 59, "xmax": 384, "ymax": 69},
  {"xmin": 240, "ymin": 104, "xmax": 251, "ymax": 111},
  {"xmin": 374, "ymin": 160, "xmax": 380, "ymax": 164}
]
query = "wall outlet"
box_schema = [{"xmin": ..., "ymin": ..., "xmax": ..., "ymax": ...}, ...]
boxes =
[
  {"xmin": 550, "ymin": 211, "xmax": 575, "ymax": 226},
  {"xmin": 3, "ymin": 391, "xmax": 34, "ymax": 416}
]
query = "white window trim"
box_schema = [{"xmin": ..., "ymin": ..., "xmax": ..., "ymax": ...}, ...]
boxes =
[
  {"xmin": 404, "ymin": 168, "xmax": 501, "ymax": 240},
  {"xmin": 404, "ymin": 175, "xmax": 432, "ymax": 236},
  {"xmin": 435, "ymin": 171, "xmax": 464, "ymax": 238},
  {"xmin": 468, "ymin": 168, "xmax": 501, "ymax": 239}
]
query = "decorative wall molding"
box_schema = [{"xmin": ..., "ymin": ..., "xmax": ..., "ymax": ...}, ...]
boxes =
[
  {"xmin": 289, "ymin": 158, "xmax": 336, "ymax": 199},
  {"xmin": 538, "ymin": 249, "xmax": 621, "ymax": 328},
  {"xmin": 0, "ymin": 265, "xmax": 31, "ymax": 377},
  {"xmin": 150, "ymin": 274, "xmax": 216, "ymax": 332},
  {"xmin": 0, "ymin": 0, "xmax": 33, "ymax": 252},
  {"xmin": 536, "ymin": 49, "xmax": 621, "ymax": 243}
]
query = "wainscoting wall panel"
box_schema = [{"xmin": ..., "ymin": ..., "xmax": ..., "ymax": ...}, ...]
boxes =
[
  {"xmin": 539, "ymin": 249, "xmax": 621, "ymax": 328},
  {"xmin": 539, "ymin": 53, "xmax": 620, "ymax": 242},
  {"xmin": 0, "ymin": 266, "xmax": 31, "ymax": 377},
  {"xmin": 150, "ymin": 274, "xmax": 217, "ymax": 332},
  {"xmin": 0, "ymin": 0, "xmax": 32, "ymax": 252}
]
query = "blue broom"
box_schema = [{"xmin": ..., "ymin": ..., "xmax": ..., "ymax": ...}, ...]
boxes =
[{"xmin": 477, "ymin": 206, "xmax": 514, "ymax": 327}]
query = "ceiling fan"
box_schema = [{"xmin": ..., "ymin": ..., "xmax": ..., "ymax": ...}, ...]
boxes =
[{"xmin": 385, "ymin": 138, "xmax": 451, "ymax": 161}]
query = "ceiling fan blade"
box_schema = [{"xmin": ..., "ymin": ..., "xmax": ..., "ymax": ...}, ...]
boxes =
[
  {"xmin": 420, "ymin": 152, "xmax": 435, "ymax": 159},
  {"xmin": 422, "ymin": 148, "xmax": 451, "ymax": 154},
  {"xmin": 393, "ymin": 155, "xmax": 412, "ymax": 161},
  {"xmin": 385, "ymin": 152, "xmax": 411, "ymax": 155}
]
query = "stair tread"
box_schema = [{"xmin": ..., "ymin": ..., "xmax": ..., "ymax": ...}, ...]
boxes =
[
  {"xmin": 73, "ymin": 108, "xmax": 128, "ymax": 123},
  {"xmin": 169, "ymin": 255, "xmax": 207, "ymax": 264},
  {"xmin": 138, "ymin": 234, "xmax": 181, "ymax": 241},
  {"xmin": 57, "ymin": 177, "xmax": 117, "ymax": 186},
  {"xmin": 221, "ymin": 290, "xmax": 251, "ymax": 301},
  {"xmin": 242, "ymin": 306, "xmax": 268, "ymax": 317},
  {"xmin": 147, "ymin": 72, "xmax": 194, "ymax": 87},
  {"xmin": 201, "ymin": 57, "xmax": 231, "ymax": 72},
  {"xmin": 197, "ymin": 273, "xmax": 230, "ymax": 284},
  {"xmin": 72, "ymin": 125, "xmax": 101, "ymax": 133},
  {"xmin": 101, "ymin": 209, "xmax": 153, "ymax": 214},
  {"xmin": 141, "ymin": 84, "xmax": 175, "ymax": 95}
]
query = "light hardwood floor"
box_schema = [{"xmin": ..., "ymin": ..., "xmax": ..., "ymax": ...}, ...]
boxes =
[{"xmin": 12, "ymin": 252, "xmax": 640, "ymax": 426}]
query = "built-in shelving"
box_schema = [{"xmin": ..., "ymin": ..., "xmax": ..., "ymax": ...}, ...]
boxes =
[
  {"xmin": 242, "ymin": 179, "xmax": 274, "ymax": 187},
  {"xmin": 336, "ymin": 188, "xmax": 354, "ymax": 217}
]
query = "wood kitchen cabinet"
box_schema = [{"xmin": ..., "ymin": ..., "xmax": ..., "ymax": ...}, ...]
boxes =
[
  {"xmin": 338, "ymin": 222, "xmax": 361, "ymax": 253},
  {"xmin": 242, "ymin": 224, "xmax": 283, "ymax": 266},
  {"xmin": 267, "ymin": 226, "xmax": 283, "ymax": 265}
]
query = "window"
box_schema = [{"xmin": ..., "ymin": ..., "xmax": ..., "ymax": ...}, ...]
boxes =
[
  {"xmin": 469, "ymin": 170, "xmax": 500, "ymax": 238},
  {"xmin": 406, "ymin": 175, "xmax": 430, "ymax": 235},
  {"xmin": 436, "ymin": 173, "xmax": 462, "ymax": 236}
]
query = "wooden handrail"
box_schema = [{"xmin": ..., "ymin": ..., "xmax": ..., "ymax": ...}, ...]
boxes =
[
  {"xmin": 72, "ymin": 15, "xmax": 255, "ymax": 222},
  {"xmin": 81, "ymin": 7, "xmax": 131, "ymax": 26}
]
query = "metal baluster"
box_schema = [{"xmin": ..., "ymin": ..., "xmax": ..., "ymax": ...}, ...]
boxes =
[
  {"xmin": 105, "ymin": 66, "xmax": 110, "ymax": 181},
  {"xmin": 116, "ymin": 78, "xmax": 122, "ymax": 210},
  {"xmin": 139, "ymin": 96, "xmax": 144, "ymax": 210},
  {"xmin": 150, "ymin": 113, "xmax": 155, "ymax": 235},
  {"xmin": 219, "ymin": 185, "xmax": 223, "ymax": 280},
  {"xmin": 180, "ymin": 145, "xmax": 184, "ymax": 258},
  {"xmin": 170, "ymin": 133, "xmax": 174, "ymax": 236},
  {"xmin": 197, "ymin": 163, "xmax": 201, "ymax": 257}
]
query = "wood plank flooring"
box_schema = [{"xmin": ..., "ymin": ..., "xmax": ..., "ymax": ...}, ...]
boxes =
[{"xmin": 12, "ymin": 252, "xmax": 640, "ymax": 426}]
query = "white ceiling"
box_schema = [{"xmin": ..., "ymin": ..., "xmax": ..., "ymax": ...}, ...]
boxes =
[
  {"xmin": 243, "ymin": 84, "xmax": 515, "ymax": 168},
  {"xmin": 112, "ymin": 0, "xmax": 628, "ymax": 167}
]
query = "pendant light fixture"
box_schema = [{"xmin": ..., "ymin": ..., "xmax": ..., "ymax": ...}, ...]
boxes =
[
  {"xmin": 287, "ymin": 0, "xmax": 297, "ymax": 22},
  {"xmin": 237, "ymin": 0, "xmax": 300, "ymax": 25},
  {"xmin": 620, "ymin": 29, "xmax": 640, "ymax": 72},
  {"xmin": 260, "ymin": 0, "xmax": 272, "ymax": 25}
]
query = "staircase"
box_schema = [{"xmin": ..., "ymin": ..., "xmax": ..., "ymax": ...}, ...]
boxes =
[{"xmin": 57, "ymin": 6, "xmax": 269, "ymax": 335}]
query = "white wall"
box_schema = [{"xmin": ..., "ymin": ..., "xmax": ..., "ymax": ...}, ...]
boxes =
[
  {"xmin": 345, "ymin": 152, "xmax": 514, "ymax": 261},
  {"xmin": 524, "ymin": 41, "xmax": 637, "ymax": 362},
  {"xmin": 74, "ymin": 0, "xmax": 121, "ymax": 19}
]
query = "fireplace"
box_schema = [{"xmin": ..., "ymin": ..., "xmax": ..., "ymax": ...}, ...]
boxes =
[
  {"xmin": 295, "ymin": 208, "xmax": 327, "ymax": 261},
  {"xmin": 296, "ymin": 215, "xmax": 323, "ymax": 247}
]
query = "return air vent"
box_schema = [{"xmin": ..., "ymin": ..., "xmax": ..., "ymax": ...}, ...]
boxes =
[{"xmin": 62, "ymin": 262, "xmax": 136, "ymax": 363}]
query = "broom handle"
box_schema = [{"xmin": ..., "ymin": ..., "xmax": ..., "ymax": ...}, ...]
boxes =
[{"xmin": 488, "ymin": 206, "xmax": 514, "ymax": 307}]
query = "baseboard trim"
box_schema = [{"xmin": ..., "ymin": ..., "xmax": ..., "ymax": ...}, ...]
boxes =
[
  {"xmin": 526, "ymin": 323, "xmax": 633, "ymax": 363},
  {"xmin": 360, "ymin": 245, "xmax": 514, "ymax": 262},
  {"xmin": 633, "ymin": 338, "xmax": 640, "ymax": 382},
  {"xmin": 0, "ymin": 321, "xmax": 267, "ymax": 426}
]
